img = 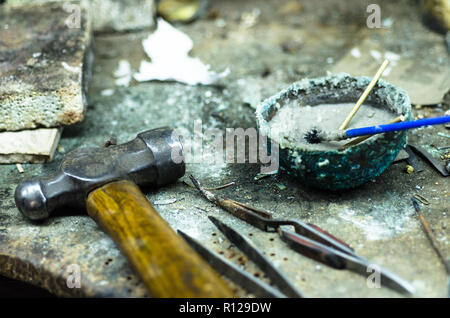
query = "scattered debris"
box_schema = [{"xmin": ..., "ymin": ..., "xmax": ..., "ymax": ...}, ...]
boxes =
[
  {"xmin": 101, "ymin": 89, "xmax": 115, "ymax": 96},
  {"xmin": 134, "ymin": 18, "xmax": 229, "ymax": 85},
  {"xmin": 351, "ymin": 47, "xmax": 361, "ymax": 58},
  {"xmin": 278, "ymin": 1, "xmax": 303, "ymax": 15},
  {"xmin": 153, "ymin": 198, "xmax": 182, "ymax": 205},
  {"xmin": 412, "ymin": 194, "xmax": 430, "ymax": 205},
  {"xmin": 437, "ymin": 132, "xmax": 450, "ymax": 138},
  {"xmin": 182, "ymin": 180, "xmax": 235, "ymax": 191},
  {"xmin": 240, "ymin": 8, "xmax": 261, "ymax": 29},
  {"xmin": 103, "ymin": 136, "xmax": 118, "ymax": 148},
  {"xmin": 441, "ymin": 152, "xmax": 450, "ymax": 160},
  {"xmin": 405, "ymin": 165, "xmax": 414, "ymax": 174},
  {"xmin": 194, "ymin": 206, "xmax": 209, "ymax": 213},
  {"xmin": 254, "ymin": 170, "xmax": 278, "ymax": 181},
  {"xmin": 16, "ymin": 163, "xmax": 24, "ymax": 173},
  {"xmin": 188, "ymin": 175, "xmax": 272, "ymax": 219},
  {"xmin": 281, "ymin": 37, "xmax": 304, "ymax": 54}
]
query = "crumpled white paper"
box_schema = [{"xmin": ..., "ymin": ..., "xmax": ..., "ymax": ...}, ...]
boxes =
[{"xmin": 134, "ymin": 18, "xmax": 229, "ymax": 85}]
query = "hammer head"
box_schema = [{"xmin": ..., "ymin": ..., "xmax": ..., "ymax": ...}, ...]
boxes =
[{"xmin": 15, "ymin": 127, "xmax": 185, "ymax": 221}]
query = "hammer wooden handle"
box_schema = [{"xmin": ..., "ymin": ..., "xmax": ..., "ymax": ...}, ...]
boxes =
[{"xmin": 86, "ymin": 180, "xmax": 234, "ymax": 298}]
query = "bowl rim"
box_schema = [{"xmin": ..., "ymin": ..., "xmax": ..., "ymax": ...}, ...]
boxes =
[{"xmin": 255, "ymin": 72, "xmax": 412, "ymax": 155}]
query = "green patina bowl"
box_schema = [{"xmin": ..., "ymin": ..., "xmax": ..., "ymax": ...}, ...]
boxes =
[{"xmin": 256, "ymin": 73, "xmax": 412, "ymax": 191}]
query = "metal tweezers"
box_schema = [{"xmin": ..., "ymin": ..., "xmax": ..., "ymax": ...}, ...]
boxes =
[{"xmin": 179, "ymin": 216, "xmax": 305, "ymax": 298}]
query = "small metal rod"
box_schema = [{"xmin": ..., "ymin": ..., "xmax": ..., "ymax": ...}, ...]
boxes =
[
  {"xmin": 182, "ymin": 180, "xmax": 236, "ymax": 191},
  {"xmin": 338, "ymin": 115, "xmax": 403, "ymax": 151},
  {"xmin": 411, "ymin": 197, "xmax": 450, "ymax": 276}
]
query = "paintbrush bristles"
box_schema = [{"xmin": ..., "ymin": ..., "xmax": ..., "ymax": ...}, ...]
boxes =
[{"xmin": 304, "ymin": 127, "xmax": 347, "ymax": 144}]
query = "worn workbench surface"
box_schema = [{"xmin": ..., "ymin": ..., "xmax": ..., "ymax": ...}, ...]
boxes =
[{"xmin": 0, "ymin": 0, "xmax": 449, "ymax": 297}]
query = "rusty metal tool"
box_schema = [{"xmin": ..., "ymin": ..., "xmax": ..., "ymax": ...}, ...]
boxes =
[
  {"xmin": 189, "ymin": 175, "xmax": 416, "ymax": 295},
  {"xmin": 179, "ymin": 216, "xmax": 305, "ymax": 298},
  {"xmin": 411, "ymin": 197, "xmax": 450, "ymax": 297},
  {"xmin": 14, "ymin": 127, "xmax": 234, "ymax": 298}
]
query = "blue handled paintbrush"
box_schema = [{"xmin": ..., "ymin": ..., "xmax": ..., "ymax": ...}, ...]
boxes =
[{"xmin": 304, "ymin": 115, "xmax": 450, "ymax": 144}]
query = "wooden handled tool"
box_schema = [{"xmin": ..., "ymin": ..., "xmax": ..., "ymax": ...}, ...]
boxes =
[{"xmin": 15, "ymin": 127, "xmax": 234, "ymax": 298}]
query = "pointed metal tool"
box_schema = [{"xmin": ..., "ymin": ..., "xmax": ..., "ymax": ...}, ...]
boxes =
[
  {"xmin": 279, "ymin": 229, "xmax": 416, "ymax": 295},
  {"xmin": 208, "ymin": 216, "xmax": 304, "ymax": 298}
]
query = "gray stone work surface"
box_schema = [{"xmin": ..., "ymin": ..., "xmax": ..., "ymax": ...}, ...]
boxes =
[{"xmin": 0, "ymin": 0, "xmax": 448, "ymax": 297}]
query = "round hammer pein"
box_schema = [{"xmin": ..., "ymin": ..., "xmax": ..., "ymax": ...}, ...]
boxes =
[{"xmin": 15, "ymin": 127, "xmax": 234, "ymax": 298}]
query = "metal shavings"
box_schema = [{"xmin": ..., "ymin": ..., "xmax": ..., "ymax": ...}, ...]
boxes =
[
  {"xmin": 405, "ymin": 145, "xmax": 424, "ymax": 173},
  {"xmin": 405, "ymin": 165, "xmax": 414, "ymax": 174},
  {"xmin": 253, "ymin": 170, "xmax": 278, "ymax": 181},
  {"xmin": 16, "ymin": 163, "xmax": 24, "ymax": 173},
  {"xmin": 153, "ymin": 198, "xmax": 182, "ymax": 205},
  {"xmin": 437, "ymin": 132, "xmax": 450, "ymax": 139},
  {"xmin": 182, "ymin": 180, "xmax": 235, "ymax": 191},
  {"xmin": 194, "ymin": 206, "xmax": 209, "ymax": 213},
  {"xmin": 412, "ymin": 194, "xmax": 430, "ymax": 205},
  {"xmin": 440, "ymin": 152, "xmax": 450, "ymax": 160}
]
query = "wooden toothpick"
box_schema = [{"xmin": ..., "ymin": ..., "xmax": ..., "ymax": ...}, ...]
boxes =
[{"xmin": 339, "ymin": 59, "xmax": 390, "ymax": 130}]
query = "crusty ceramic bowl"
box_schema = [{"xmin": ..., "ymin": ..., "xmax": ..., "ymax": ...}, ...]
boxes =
[{"xmin": 256, "ymin": 73, "xmax": 412, "ymax": 190}]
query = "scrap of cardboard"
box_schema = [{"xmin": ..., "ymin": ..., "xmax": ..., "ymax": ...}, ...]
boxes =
[{"xmin": 331, "ymin": 38, "xmax": 450, "ymax": 105}]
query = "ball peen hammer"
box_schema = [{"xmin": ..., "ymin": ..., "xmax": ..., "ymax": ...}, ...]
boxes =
[{"xmin": 14, "ymin": 127, "xmax": 233, "ymax": 297}]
